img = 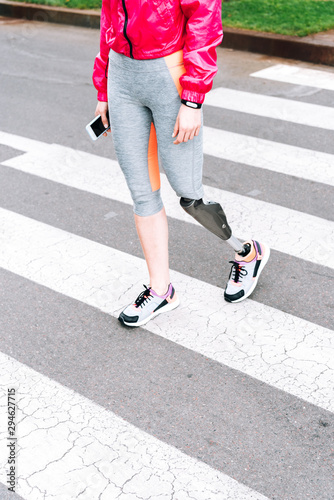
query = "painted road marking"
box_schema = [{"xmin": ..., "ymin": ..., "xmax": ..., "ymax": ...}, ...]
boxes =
[
  {"xmin": 205, "ymin": 87, "xmax": 334, "ymax": 130},
  {"xmin": 0, "ymin": 208, "xmax": 333, "ymax": 412},
  {"xmin": 0, "ymin": 352, "xmax": 270, "ymax": 500},
  {"xmin": 203, "ymin": 127, "xmax": 334, "ymax": 187},
  {"xmin": 251, "ymin": 64, "xmax": 334, "ymax": 92},
  {"xmin": 2, "ymin": 127, "xmax": 334, "ymax": 188},
  {"xmin": 1, "ymin": 133, "xmax": 333, "ymax": 269}
]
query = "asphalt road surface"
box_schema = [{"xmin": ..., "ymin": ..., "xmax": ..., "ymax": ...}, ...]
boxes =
[{"xmin": 0, "ymin": 17, "xmax": 334, "ymax": 500}]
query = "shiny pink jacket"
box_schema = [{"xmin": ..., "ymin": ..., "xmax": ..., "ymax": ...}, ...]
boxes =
[{"xmin": 93, "ymin": 0, "xmax": 223, "ymax": 103}]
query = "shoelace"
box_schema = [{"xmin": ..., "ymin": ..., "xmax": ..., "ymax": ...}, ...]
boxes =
[
  {"xmin": 228, "ymin": 261, "xmax": 248, "ymax": 284},
  {"xmin": 134, "ymin": 285, "xmax": 152, "ymax": 308}
]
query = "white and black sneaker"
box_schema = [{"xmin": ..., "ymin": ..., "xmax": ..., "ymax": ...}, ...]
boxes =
[
  {"xmin": 224, "ymin": 240, "xmax": 270, "ymax": 303},
  {"xmin": 118, "ymin": 283, "xmax": 180, "ymax": 327}
]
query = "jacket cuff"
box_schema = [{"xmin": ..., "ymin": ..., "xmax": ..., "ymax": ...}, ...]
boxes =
[
  {"xmin": 97, "ymin": 92, "xmax": 108, "ymax": 102},
  {"xmin": 181, "ymin": 89, "xmax": 205, "ymax": 104}
]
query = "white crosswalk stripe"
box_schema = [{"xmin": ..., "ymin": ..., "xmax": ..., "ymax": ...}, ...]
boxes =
[
  {"xmin": 205, "ymin": 87, "xmax": 334, "ymax": 130},
  {"xmin": 0, "ymin": 207, "xmax": 333, "ymax": 413},
  {"xmin": 202, "ymin": 127, "xmax": 334, "ymax": 186},
  {"xmin": 251, "ymin": 63, "xmax": 334, "ymax": 91},
  {"xmin": 0, "ymin": 353, "xmax": 270, "ymax": 500},
  {"xmin": 2, "ymin": 120, "xmax": 334, "ymax": 189},
  {"xmin": 1, "ymin": 132, "xmax": 333, "ymax": 269},
  {"xmin": 1, "ymin": 62, "xmax": 334, "ymax": 500}
]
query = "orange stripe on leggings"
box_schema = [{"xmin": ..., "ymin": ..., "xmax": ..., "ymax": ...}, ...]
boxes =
[
  {"xmin": 147, "ymin": 122, "xmax": 160, "ymax": 192},
  {"xmin": 164, "ymin": 50, "xmax": 186, "ymax": 97},
  {"xmin": 147, "ymin": 50, "xmax": 185, "ymax": 192}
]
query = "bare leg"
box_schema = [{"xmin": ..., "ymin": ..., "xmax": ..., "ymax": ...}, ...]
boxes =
[{"xmin": 134, "ymin": 207, "xmax": 170, "ymax": 296}]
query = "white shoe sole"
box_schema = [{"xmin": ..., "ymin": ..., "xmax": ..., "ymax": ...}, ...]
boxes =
[
  {"xmin": 225, "ymin": 243, "xmax": 271, "ymax": 303},
  {"xmin": 120, "ymin": 296, "xmax": 181, "ymax": 327}
]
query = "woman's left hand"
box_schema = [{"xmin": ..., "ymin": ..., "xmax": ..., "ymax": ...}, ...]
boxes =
[{"xmin": 172, "ymin": 104, "xmax": 201, "ymax": 145}]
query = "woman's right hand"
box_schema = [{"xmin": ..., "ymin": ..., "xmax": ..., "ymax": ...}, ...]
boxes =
[{"xmin": 95, "ymin": 101, "xmax": 110, "ymax": 137}]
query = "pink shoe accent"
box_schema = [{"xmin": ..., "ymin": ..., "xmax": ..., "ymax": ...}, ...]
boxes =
[{"xmin": 150, "ymin": 283, "xmax": 173, "ymax": 299}]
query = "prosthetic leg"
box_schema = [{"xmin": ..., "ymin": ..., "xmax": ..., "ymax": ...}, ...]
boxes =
[{"xmin": 180, "ymin": 198, "xmax": 251, "ymax": 257}]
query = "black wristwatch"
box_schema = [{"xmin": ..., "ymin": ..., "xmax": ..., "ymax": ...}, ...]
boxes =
[{"xmin": 181, "ymin": 99, "xmax": 202, "ymax": 109}]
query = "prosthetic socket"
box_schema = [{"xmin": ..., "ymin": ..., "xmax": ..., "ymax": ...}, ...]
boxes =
[
  {"xmin": 180, "ymin": 198, "xmax": 232, "ymax": 240},
  {"xmin": 179, "ymin": 198, "xmax": 249, "ymax": 255}
]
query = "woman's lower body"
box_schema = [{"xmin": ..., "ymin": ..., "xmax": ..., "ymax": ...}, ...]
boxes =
[{"xmin": 107, "ymin": 49, "xmax": 270, "ymax": 327}]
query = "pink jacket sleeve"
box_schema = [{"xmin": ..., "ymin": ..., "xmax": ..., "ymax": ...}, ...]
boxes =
[
  {"xmin": 179, "ymin": 0, "xmax": 223, "ymax": 103},
  {"xmin": 92, "ymin": 0, "xmax": 111, "ymax": 102}
]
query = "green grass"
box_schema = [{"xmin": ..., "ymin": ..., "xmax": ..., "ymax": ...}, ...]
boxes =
[
  {"xmin": 222, "ymin": 0, "xmax": 334, "ymax": 37},
  {"xmin": 14, "ymin": 0, "xmax": 101, "ymax": 9},
  {"xmin": 12, "ymin": 0, "xmax": 334, "ymax": 36}
]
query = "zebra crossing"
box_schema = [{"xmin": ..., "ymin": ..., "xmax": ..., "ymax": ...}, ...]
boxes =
[
  {"xmin": 0, "ymin": 59, "xmax": 334, "ymax": 500},
  {"xmin": 205, "ymin": 87, "xmax": 334, "ymax": 130},
  {"xmin": 1, "ymin": 131, "xmax": 333, "ymax": 268},
  {"xmin": 251, "ymin": 64, "xmax": 334, "ymax": 92}
]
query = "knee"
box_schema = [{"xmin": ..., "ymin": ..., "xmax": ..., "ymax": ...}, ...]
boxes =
[{"xmin": 133, "ymin": 189, "xmax": 164, "ymax": 217}]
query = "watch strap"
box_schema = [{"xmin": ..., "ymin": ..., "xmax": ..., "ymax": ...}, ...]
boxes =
[{"xmin": 181, "ymin": 99, "xmax": 202, "ymax": 109}]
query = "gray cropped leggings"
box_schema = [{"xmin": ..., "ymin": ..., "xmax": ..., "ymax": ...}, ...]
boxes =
[{"xmin": 107, "ymin": 49, "xmax": 204, "ymax": 217}]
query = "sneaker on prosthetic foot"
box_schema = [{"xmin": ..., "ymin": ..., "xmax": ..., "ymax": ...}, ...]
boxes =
[
  {"xmin": 118, "ymin": 283, "xmax": 180, "ymax": 327},
  {"xmin": 224, "ymin": 240, "xmax": 270, "ymax": 303}
]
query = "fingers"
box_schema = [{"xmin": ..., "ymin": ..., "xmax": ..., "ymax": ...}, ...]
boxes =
[
  {"xmin": 173, "ymin": 128, "xmax": 199, "ymax": 145},
  {"xmin": 172, "ymin": 117, "xmax": 179, "ymax": 139},
  {"xmin": 173, "ymin": 105, "xmax": 201, "ymax": 144},
  {"xmin": 102, "ymin": 115, "xmax": 110, "ymax": 136},
  {"xmin": 173, "ymin": 130, "xmax": 189, "ymax": 145},
  {"xmin": 95, "ymin": 100, "xmax": 110, "ymax": 136},
  {"xmin": 101, "ymin": 114, "xmax": 109, "ymax": 136},
  {"xmin": 173, "ymin": 130, "xmax": 184, "ymax": 145},
  {"xmin": 173, "ymin": 121, "xmax": 192, "ymax": 144},
  {"xmin": 101, "ymin": 111, "xmax": 109, "ymax": 129}
]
